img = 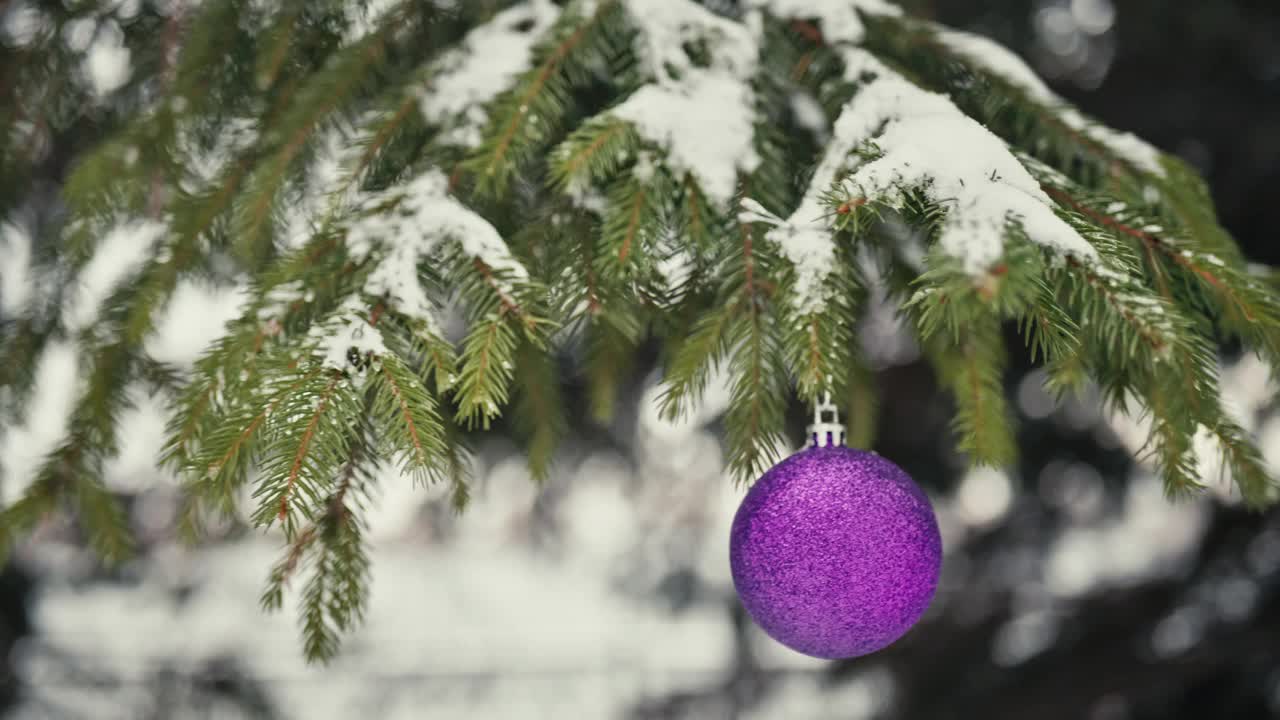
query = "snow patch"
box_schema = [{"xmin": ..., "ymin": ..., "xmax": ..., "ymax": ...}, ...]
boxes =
[
  {"xmin": 0, "ymin": 341, "xmax": 79, "ymax": 500},
  {"xmin": 419, "ymin": 0, "xmax": 561, "ymax": 148},
  {"xmin": 177, "ymin": 117, "xmax": 259, "ymax": 194},
  {"xmin": 62, "ymin": 17, "xmax": 96, "ymax": 53},
  {"xmin": 311, "ymin": 304, "xmax": 389, "ymax": 373},
  {"xmin": 753, "ymin": 48, "xmax": 1097, "ymax": 314},
  {"xmin": 610, "ymin": 0, "xmax": 761, "ymax": 207},
  {"xmin": 64, "ymin": 219, "xmax": 168, "ymax": 331},
  {"xmin": 343, "ymin": 0, "xmax": 406, "ymax": 43},
  {"xmin": 0, "ymin": 221, "xmax": 32, "ymax": 315},
  {"xmin": 84, "ymin": 19, "xmax": 131, "ymax": 96},
  {"xmin": 275, "ymin": 127, "xmax": 360, "ymax": 250},
  {"xmin": 146, "ymin": 281, "xmax": 249, "ymax": 366},
  {"xmin": 789, "ymin": 91, "xmax": 830, "ymax": 143},
  {"xmin": 613, "ymin": 76, "xmax": 759, "ymax": 206},
  {"xmin": 625, "ymin": 0, "xmax": 757, "ymax": 78},
  {"xmin": 345, "ymin": 169, "xmax": 526, "ymax": 333},
  {"xmin": 632, "ymin": 150, "xmax": 657, "ymax": 183},
  {"xmin": 1, "ymin": 2, "xmax": 49, "ymax": 47}
]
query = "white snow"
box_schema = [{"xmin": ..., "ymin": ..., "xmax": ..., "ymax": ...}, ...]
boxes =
[
  {"xmin": 1071, "ymin": 0, "xmax": 1117, "ymax": 35},
  {"xmin": 367, "ymin": 239, "xmax": 442, "ymax": 328},
  {"xmin": 610, "ymin": 0, "xmax": 761, "ymax": 207},
  {"xmin": 954, "ymin": 466, "xmax": 1014, "ymax": 528},
  {"xmin": 1, "ymin": 1, "xmax": 48, "ymax": 47},
  {"xmin": 109, "ymin": 0, "xmax": 142, "ymax": 21},
  {"xmin": 789, "ymin": 91, "xmax": 830, "ymax": 143},
  {"xmin": 625, "ymin": 0, "xmax": 757, "ymax": 78},
  {"xmin": 743, "ymin": 0, "xmax": 902, "ymax": 44},
  {"xmin": 842, "ymin": 98, "xmax": 1099, "ymax": 273},
  {"xmin": 346, "ymin": 169, "xmax": 527, "ymax": 331},
  {"xmin": 312, "ymin": 304, "xmax": 390, "ymax": 372},
  {"xmin": 84, "ymin": 19, "xmax": 132, "ymax": 97},
  {"xmin": 0, "ymin": 221, "xmax": 32, "ymax": 315},
  {"xmin": 0, "ymin": 341, "xmax": 79, "ymax": 500},
  {"xmin": 418, "ymin": 0, "xmax": 561, "ymax": 148},
  {"xmin": 612, "ymin": 76, "xmax": 759, "ymax": 206},
  {"xmin": 934, "ymin": 26, "xmax": 1166, "ymax": 176},
  {"xmin": 145, "ymin": 281, "xmax": 249, "ymax": 366},
  {"xmin": 256, "ymin": 279, "xmax": 308, "ymax": 323},
  {"xmin": 737, "ymin": 197, "xmax": 781, "ymax": 226},
  {"xmin": 62, "ymin": 17, "xmax": 97, "ymax": 53},
  {"xmin": 63, "ymin": 219, "xmax": 168, "ymax": 332},
  {"xmin": 343, "ymin": 0, "xmax": 407, "ymax": 43},
  {"xmin": 632, "ymin": 150, "xmax": 657, "ymax": 183},
  {"xmin": 753, "ymin": 48, "xmax": 1097, "ymax": 314},
  {"xmin": 739, "ymin": 197, "xmax": 844, "ymax": 317},
  {"xmin": 102, "ymin": 386, "xmax": 171, "ymax": 493}
]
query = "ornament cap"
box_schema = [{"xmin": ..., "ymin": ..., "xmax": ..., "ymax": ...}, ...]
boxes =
[{"xmin": 807, "ymin": 392, "xmax": 846, "ymax": 448}]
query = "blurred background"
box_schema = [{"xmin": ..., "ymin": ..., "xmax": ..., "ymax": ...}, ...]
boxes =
[{"xmin": 2, "ymin": 0, "xmax": 1279, "ymax": 718}]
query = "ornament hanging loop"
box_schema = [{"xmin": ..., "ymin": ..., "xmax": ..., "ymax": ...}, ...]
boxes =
[{"xmin": 807, "ymin": 391, "xmax": 846, "ymax": 448}]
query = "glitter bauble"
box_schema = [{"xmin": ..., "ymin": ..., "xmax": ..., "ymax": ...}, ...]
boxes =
[{"xmin": 729, "ymin": 445, "xmax": 942, "ymax": 659}]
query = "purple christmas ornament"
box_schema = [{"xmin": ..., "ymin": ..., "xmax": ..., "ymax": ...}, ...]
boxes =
[{"xmin": 729, "ymin": 443, "xmax": 942, "ymax": 659}]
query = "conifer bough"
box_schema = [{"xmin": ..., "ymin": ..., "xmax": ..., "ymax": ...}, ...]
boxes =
[{"xmin": 2, "ymin": 0, "xmax": 1278, "ymax": 662}]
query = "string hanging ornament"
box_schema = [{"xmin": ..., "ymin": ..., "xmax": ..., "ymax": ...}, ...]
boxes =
[{"xmin": 729, "ymin": 393, "xmax": 943, "ymax": 658}]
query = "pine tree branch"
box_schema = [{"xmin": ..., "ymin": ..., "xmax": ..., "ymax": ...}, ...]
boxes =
[
  {"xmin": 205, "ymin": 369, "xmax": 323, "ymax": 481},
  {"xmin": 618, "ymin": 185, "xmax": 648, "ymax": 265},
  {"xmin": 279, "ymin": 375, "xmax": 342, "ymax": 521},
  {"xmin": 9, "ymin": 0, "xmax": 1280, "ymax": 668},
  {"xmin": 476, "ymin": 2, "xmax": 614, "ymax": 184}
]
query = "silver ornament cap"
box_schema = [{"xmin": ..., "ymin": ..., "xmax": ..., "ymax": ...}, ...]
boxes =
[{"xmin": 807, "ymin": 392, "xmax": 846, "ymax": 448}]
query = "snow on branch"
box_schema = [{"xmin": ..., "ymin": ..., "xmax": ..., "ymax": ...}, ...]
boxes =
[
  {"xmin": 418, "ymin": 0, "xmax": 561, "ymax": 148},
  {"xmin": 756, "ymin": 48, "xmax": 1099, "ymax": 315},
  {"xmin": 311, "ymin": 303, "xmax": 390, "ymax": 373},
  {"xmin": 64, "ymin": 219, "xmax": 169, "ymax": 331},
  {"xmin": 340, "ymin": 169, "xmax": 528, "ymax": 339},
  {"xmin": 836, "ymin": 51, "xmax": 1100, "ymax": 271},
  {"xmin": 608, "ymin": 0, "xmax": 761, "ymax": 207}
]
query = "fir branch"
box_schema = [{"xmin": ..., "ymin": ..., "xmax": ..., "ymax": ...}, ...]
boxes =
[
  {"xmin": 466, "ymin": 0, "xmax": 622, "ymax": 195},
  {"xmin": 617, "ymin": 184, "xmax": 648, "ymax": 266},
  {"xmin": 722, "ymin": 221, "xmax": 790, "ymax": 482},
  {"xmin": 511, "ymin": 340, "xmax": 567, "ymax": 481},
  {"xmin": 232, "ymin": 20, "xmax": 402, "ymax": 264},
  {"xmin": 253, "ymin": 0, "xmax": 305, "ymax": 92},
  {"xmin": 584, "ymin": 313, "xmax": 641, "ymax": 423},
  {"xmin": 1044, "ymin": 184, "xmax": 1280, "ymax": 362},
  {"xmin": 370, "ymin": 353, "xmax": 448, "ymax": 486},
  {"xmin": 189, "ymin": 367, "xmax": 325, "ymax": 512},
  {"xmin": 1018, "ymin": 277, "xmax": 1082, "ymax": 365},
  {"xmin": 550, "ymin": 117, "xmax": 641, "ymax": 194},
  {"xmin": 1204, "ymin": 420, "xmax": 1278, "ymax": 507},
  {"xmin": 249, "ymin": 366, "xmax": 364, "ymax": 534},
  {"xmin": 262, "ymin": 425, "xmax": 373, "ymax": 664},
  {"xmin": 918, "ymin": 312, "xmax": 1017, "ymax": 467},
  {"xmin": 453, "ymin": 311, "xmax": 520, "ymax": 429},
  {"xmin": 451, "ymin": 250, "xmax": 549, "ymax": 428},
  {"xmin": 659, "ymin": 298, "xmax": 738, "ymax": 422},
  {"xmin": 278, "ymin": 375, "xmax": 343, "ymax": 523}
]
